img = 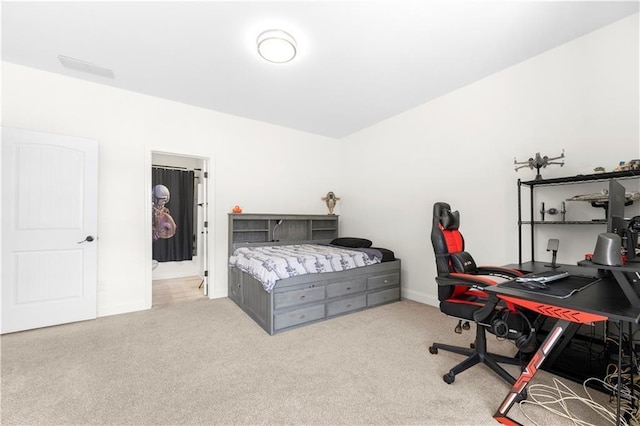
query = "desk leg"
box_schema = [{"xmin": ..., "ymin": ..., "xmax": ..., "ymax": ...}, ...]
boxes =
[
  {"xmin": 493, "ymin": 319, "xmax": 570, "ymax": 425},
  {"xmin": 544, "ymin": 321, "xmax": 580, "ymax": 367}
]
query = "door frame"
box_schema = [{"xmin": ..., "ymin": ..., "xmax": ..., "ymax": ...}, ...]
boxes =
[{"xmin": 144, "ymin": 149, "xmax": 213, "ymax": 309}]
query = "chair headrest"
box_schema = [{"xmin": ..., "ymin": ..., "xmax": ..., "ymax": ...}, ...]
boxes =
[{"xmin": 440, "ymin": 209, "xmax": 460, "ymax": 230}]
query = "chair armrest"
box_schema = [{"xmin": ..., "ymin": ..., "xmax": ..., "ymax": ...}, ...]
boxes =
[
  {"xmin": 473, "ymin": 293, "xmax": 501, "ymax": 323},
  {"xmin": 437, "ymin": 272, "xmax": 498, "ymax": 288},
  {"xmin": 476, "ymin": 266, "xmax": 524, "ymax": 279}
]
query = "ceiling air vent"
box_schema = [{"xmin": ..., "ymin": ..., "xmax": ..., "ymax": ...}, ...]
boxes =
[{"xmin": 58, "ymin": 55, "xmax": 114, "ymax": 79}]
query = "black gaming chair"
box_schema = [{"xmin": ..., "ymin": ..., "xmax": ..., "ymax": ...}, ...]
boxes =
[{"xmin": 429, "ymin": 202, "xmax": 537, "ymax": 385}]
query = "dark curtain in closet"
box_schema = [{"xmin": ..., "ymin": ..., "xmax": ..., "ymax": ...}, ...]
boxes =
[{"xmin": 152, "ymin": 168, "xmax": 194, "ymax": 262}]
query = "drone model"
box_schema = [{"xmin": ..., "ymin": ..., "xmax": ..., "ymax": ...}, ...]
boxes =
[{"xmin": 514, "ymin": 150, "xmax": 565, "ymax": 180}]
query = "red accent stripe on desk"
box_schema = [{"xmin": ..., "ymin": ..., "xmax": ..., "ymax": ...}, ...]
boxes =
[{"xmin": 498, "ymin": 295, "xmax": 608, "ymax": 323}]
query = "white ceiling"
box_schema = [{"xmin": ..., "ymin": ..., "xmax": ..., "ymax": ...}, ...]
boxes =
[{"xmin": 2, "ymin": 1, "xmax": 638, "ymax": 138}]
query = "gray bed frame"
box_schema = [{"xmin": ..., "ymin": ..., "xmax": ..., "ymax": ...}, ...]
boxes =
[{"xmin": 228, "ymin": 213, "xmax": 401, "ymax": 335}]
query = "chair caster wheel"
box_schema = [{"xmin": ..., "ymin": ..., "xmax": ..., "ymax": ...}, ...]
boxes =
[
  {"xmin": 517, "ymin": 390, "xmax": 528, "ymax": 401},
  {"xmin": 462, "ymin": 321, "xmax": 470, "ymax": 330},
  {"xmin": 429, "ymin": 346, "xmax": 438, "ymax": 354},
  {"xmin": 470, "ymin": 342, "xmax": 476, "ymax": 349},
  {"xmin": 443, "ymin": 372, "xmax": 455, "ymax": 384}
]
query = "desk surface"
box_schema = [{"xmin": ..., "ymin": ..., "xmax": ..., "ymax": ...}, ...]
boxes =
[{"xmin": 495, "ymin": 261, "xmax": 640, "ymax": 324}]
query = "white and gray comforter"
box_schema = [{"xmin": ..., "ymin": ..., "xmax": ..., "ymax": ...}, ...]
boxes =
[{"xmin": 229, "ymin": 244, "xmax": 382, "ymax": 293}]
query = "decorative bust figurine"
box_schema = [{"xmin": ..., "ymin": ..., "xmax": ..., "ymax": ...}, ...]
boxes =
[{"xmin": 322, "ymin": 191, "xmax": 340, "ymax": 215}]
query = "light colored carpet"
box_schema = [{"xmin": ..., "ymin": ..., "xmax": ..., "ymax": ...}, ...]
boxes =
[{"xmin": 1, "ymin": 298, "xmax": 615, "ymax": 425}]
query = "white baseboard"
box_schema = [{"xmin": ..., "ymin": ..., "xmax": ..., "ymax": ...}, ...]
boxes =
[
  {"xmin": 401, "ymin": 288, "xmax": 439, "ymax": 308},
  {"xmin": 98, "ymin": 301, "xmax": 149, "ymax": 318}
]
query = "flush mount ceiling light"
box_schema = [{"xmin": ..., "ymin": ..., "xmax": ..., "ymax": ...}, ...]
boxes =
[{"xmin": 257, "ymin": 29, "xmax": 297, "ymax": 63}]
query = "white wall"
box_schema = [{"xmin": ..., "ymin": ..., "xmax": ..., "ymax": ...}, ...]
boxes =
[
  {"xmin": 339, "ymin": 14, "xmax": 640, "ymax": 306},
  {"xmin": 1, "ymin": 63, "xmax": 341, "ymax": 316},
  {"xmin": 2, "ymin": 13, "xmax": 638, "ymax": 318}
]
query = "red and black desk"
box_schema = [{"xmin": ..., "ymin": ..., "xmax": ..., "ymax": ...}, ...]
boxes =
[{"xmin": 487, "ymin": 261, "xmax": 640, "ymax": 425}]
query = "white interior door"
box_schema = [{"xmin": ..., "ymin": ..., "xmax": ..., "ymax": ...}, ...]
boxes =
[{"xmin": 1, "ymin": 127, "xmax": 98, "ymax": 333}]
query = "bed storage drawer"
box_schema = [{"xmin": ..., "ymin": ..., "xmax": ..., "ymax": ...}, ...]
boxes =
[
  {"xmin": 274, "ymin": 304, "xmax": 326, "ymax": 330},
  {"xmin": 367, "ymin": 272, "xmax": 400, "ymax": 290},
  {"xmin": 327, "ymin": 294, "xmax": 366, "ymax": 317},
  {"xmin": 228, "ymin": 249, "xmax": 401, "ymax": 335},
  {"xmin": 274, "ymin": 285, "xmax": 325, "ymax": 309},
  {"xmin": 326, "ymin": 277, "xmax": 366, "ymax": 299},
  {"xmin": 367, "ymin": 287, "xmax": 400, "ymax": 307},
  {"xmin": 228, "ymin": 267, "xmax": 243, "ymax": 303}
]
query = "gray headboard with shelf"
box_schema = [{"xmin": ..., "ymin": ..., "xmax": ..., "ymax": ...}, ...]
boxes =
[{"xmin": 228, "ymin": 213, "xmax": 339, "ymax": 256}]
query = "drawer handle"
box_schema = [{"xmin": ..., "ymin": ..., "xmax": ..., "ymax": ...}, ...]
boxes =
[
  {"xmin": 346, "ymin": 287, "xmax": 351, "ymax": 290},
  {"xmin": 384, "ymin": 280, "xmax": 389, "ymax": 283},
  {"xmin": 300, "ymin": 295, "xmax": 305, "ymax": 300}
]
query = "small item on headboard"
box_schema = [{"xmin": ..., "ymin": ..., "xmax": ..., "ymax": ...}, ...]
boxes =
[
  {"xmin": 232, "ymin": 205, "xmax": 243, "ymax": 213},
  {"xmin": 321, "ymin": 191, "xmax": 340, "ymax": 215}
]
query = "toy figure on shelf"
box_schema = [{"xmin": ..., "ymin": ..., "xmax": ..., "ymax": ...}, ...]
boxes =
[
  {"xmin": 322, "ymin": 191, "xmax": 340, "ymax": 215},
  {"xmin": 614, "ymin": 159, "xmax": 640, "ymax": 172},
  {"xmin": 514, "ymin": 150, "xmax": 565, "ymax": 180}
]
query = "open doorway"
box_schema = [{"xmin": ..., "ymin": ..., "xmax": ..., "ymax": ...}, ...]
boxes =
[{"xmin": 150, "ymin": 151, "xmax": 209, "ymax": 307}]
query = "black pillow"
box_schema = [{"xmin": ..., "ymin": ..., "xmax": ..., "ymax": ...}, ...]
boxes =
[
  {"xmin": 371, "ymin": 247, "xmax": 395, "ymax": 262},
  {"xmin": 330, "ymin": 237, "xmax": 373, "ymax": 248}
]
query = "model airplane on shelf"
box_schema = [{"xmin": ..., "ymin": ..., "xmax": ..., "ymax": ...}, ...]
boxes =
[
  {"xmin": 514, "ymin": 150, "xmax": 565, "ymax": 180},
  {"xmin": 540, "ymin": 201, "xmax": 566, "ymax": 221},
  {"xmin": 566, "ymin": 190, "xmax": 640, "ymax": 203},
  {"xmin": 567, "ymin": 189, "xmax": 640, "ymax": 218}
]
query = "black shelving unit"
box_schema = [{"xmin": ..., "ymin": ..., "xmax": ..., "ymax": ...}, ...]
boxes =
[
  {"xmin": 517, "ymin": 170, "xmax": 640, "ymax": 390},
  {"xmin": 518, "ymin": 169, "xmax": 640, "ymax": 263}
]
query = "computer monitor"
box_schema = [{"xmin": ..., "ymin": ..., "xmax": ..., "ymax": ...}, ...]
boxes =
[
  {"xmin": 607, "ymin": 179, "xmax": 627, "ymax": 238},
  {"xmin": 605, "ymin": 179, "xmax": 638, "ymax": 261}
]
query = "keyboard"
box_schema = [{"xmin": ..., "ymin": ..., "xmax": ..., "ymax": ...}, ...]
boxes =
[{"xmin": 515, "ymin": 270, "xmax": 569, "ymax": 284}]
